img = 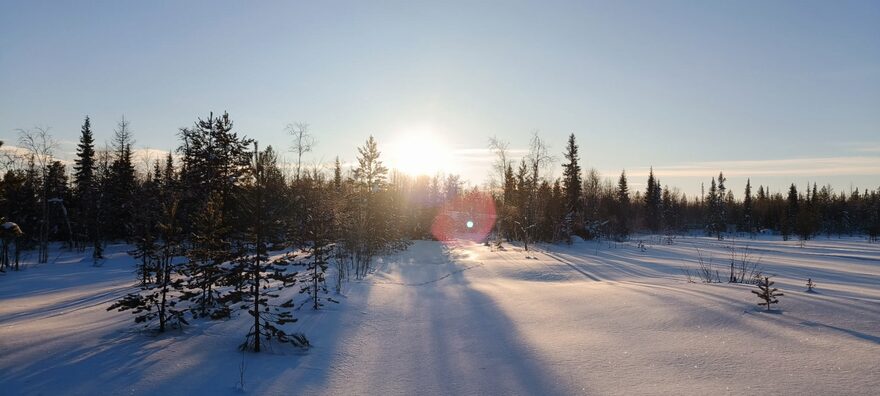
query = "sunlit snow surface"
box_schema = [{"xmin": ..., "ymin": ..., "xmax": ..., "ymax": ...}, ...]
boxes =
[{"xmin": 1, "ymin": 236, "xmax": 879, "ymax": 395}]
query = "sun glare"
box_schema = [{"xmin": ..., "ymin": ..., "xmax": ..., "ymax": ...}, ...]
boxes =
[{"xmin": 385, "ymin": 128, "xmax": 456, "ymax": 176}]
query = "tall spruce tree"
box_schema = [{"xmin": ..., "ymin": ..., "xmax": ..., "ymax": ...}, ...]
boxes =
[
  {"xmin": 347, "ymin": 135, "xmax": 398, "ymax": 277},
  {"xmin": 74, "ymin": 116, "xmax": 101, "ymax": 258},
  {"xmin": 644, "ymin": 167, "xmax": 662, "ymax": 233},
  {"xmin": 178, "ymin": 112, "xmax": 253, "ymax": 236},
  {"xmin": 106, "ymin": 116, "xmax": 137, "ymax": 240},
  {"xmin": 615, "ymin": 170, "xmax": 630, "ymax": 239},
  {"xmin": 784, "ymin": 184, "xmax": 799, "ymax": 241},
  {"xmin": 234, "ymin": 142, "xmax": 307, "ymax": 352},
  {"xmin": 743, "ymin": 179, "xmax": 753, "ymax": 236},
  {"xmin": 561, "ymin": 134, "xmax": 582, "ymax": 217},
  {"xmin": 707, "ymin": 177, "xmax": 724, "ymax": 239}
]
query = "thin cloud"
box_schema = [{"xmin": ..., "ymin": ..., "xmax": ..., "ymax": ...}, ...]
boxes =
[
  {"xmin": 452, "ymin": 147, "xmax": 529, "ymax": 164},
  {"xmin": 617, "ymin": 156, "xmax": 880, "ymax": 178}
]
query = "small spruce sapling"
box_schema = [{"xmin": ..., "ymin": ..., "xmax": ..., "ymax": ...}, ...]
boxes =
[
  {"xmin": 752, "ymin": 276, "xmax": 783, "ymax": 312},
  {"xmin": 806, "ymin": 278, "xmax": 816, "ymax": 293}
]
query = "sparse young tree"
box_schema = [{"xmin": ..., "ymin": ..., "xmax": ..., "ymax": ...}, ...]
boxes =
[
  {"xmin": 108, "ymin": 199, "xmax": 188, "ymax": 332},
  {"xmin": 300, "ymin": 181, "xmax": 338, "ymax": 310},
  {"xmin": 752, "ymin": 276, "xmax": 783, "ymax": 312},
  {"xmin": 234, "ymin": 143, "xmax": 307, "ymax": 352},
  {"xmin": 182, "ymin": 193, "xmax": 231, "ymax": 319}
]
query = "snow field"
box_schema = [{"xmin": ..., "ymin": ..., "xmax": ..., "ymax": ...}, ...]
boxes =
[{"xmin": 1, "ymin": 236, "xmax": 878, "ymax": 395}]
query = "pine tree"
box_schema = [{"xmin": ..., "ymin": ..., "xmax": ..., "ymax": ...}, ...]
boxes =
[{"xmin": 752, "ymin": 276, "xmax": 783, "ymax": 311}]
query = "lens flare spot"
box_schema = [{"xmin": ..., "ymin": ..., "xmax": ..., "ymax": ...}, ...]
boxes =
[{"xmin": 430, "ymin": 192, "xmax": 496, "ymax": 243}]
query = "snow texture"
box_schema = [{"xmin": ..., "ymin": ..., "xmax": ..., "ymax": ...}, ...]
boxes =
[{"xmin": 1, "ymin": 236, "xmax": 879, "ymax": 395}]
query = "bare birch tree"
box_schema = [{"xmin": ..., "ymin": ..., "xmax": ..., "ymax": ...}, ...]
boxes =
[
  {"xmin": 286, "ymin": 122, "xmax": 316, "ymax": 181},
  {"xmin": 17, "ymin": 126, "xmax": 57, "ymax": 263}
]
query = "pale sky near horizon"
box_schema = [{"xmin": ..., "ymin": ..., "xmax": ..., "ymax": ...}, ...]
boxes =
[{"xmin": 1, "ymin": 1, "xmax": 878, "ymax": 197}]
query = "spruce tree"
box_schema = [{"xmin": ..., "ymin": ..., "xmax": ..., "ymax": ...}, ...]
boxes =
[
  {"xmin": 300, "ymin": 182, "xmax": 337, "ymax": 310},
  {"xmin": 106, "ymin": 116, "xmax": 137, "ymax": 240},
  {"xmin": 743, "ymin": 179, "xmax": 753, "ymax": 236},
  {"xmin": 752, "ymin": 276, "xmax": 783, "ymax": 311},
  {"xmin": 784, "ymin": 184, "xmax": 799, "ymax": 241},
  {"xmin": 129, "ymin": 170, "xmax": 160, "ymax": 285},
  {"xmin": 182, "ymin": 193, "xmax": 231, "ymax": 319},
  {"xmin": 615, "ymin": 170, "xmax": 630, "ymax": 239},
  {"xmin": 178, "ymin": 112, "xmax": 253, "ymax": 236},
  {"xmin": 644, "ymin": 167, "xmax": 662, "ymax": 233},
  {"xmin": 108, "ymin": 199, "xmax": 188, "ymax": 332},
  {"xmin": 347, "ymin": 135, "xmax": 399, "ymax": 277},
  {"xmin": 561, "ymin": 134, "xmax": 582, "ymax": 217},
  {"xmin": 74, "ymin": 116, "xmax": 101, "ymax": 258},
  {"xmin": 717, "ymin": 172, "xmax": 727, "ymax": 226},
  {"xmin": 234, "ymin": 143, "xmax": 307, "ymax": 352},
  {"xmin": 706, "ymin": 177, "xmax": 724, "ymax": 239},
  {"xmin": 333, "ymin": 156, "xmax": 343, "ymax": 191}
]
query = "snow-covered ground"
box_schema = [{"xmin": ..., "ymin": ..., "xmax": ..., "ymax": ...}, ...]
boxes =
[{"xmin": 2, "ymin": 236, "xmax": 879, "ymax": 395}]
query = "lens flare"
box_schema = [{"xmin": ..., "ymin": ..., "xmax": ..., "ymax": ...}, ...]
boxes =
[{"xmin": 430, "ymin": 192, "xmax": 496, "ymax": 243}]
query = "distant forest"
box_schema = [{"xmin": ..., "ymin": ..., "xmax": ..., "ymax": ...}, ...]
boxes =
[{"xmin": 2, "ymin": 112, "xmax": 879, "ymax": 260}]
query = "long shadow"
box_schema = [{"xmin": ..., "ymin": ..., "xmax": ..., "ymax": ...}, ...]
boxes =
[
  {"xmin": 2, "ymin": 240, "xmax": 642, "ymax": 394},
  {"xmin": 264, "ymin": 241, "xmax": 576, "ymax": 395},
  {"xmin": 799, "ymin": 321, "xmax": 880, "ymax": 345}
]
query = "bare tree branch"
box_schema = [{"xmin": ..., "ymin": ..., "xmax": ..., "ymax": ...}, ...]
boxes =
[{"xmin": 286, "ymin": 122, "xmax": 316, "ymax": 181}]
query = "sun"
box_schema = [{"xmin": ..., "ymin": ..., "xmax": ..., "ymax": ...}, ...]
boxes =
[{"xmin": 385, "ymin": 127, "xmax": 456, "ymax": 176}]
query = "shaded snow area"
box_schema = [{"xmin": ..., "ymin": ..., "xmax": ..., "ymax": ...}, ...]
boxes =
[{"xmin": 2, "ymin": 237, "xmax": 879, "ymax": 395}]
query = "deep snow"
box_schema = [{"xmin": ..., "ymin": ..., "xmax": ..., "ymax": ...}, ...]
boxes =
[{"xmin": 1, "ymin": 236, "xmax": 878, "ymax": 395}]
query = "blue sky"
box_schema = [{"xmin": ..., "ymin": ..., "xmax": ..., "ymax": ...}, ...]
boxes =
[{"xmin": 1, "ymin": 1, "xmax": 878, "ymax": 197}]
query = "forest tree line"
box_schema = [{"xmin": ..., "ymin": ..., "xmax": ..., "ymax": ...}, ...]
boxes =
[
  {"xmin": 2, "ymin": 115, "xmax": 880, "ymax": 260},
  {"xmin": 1, "ymin": 112, "xmax": 879, "ymax": 349}
]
